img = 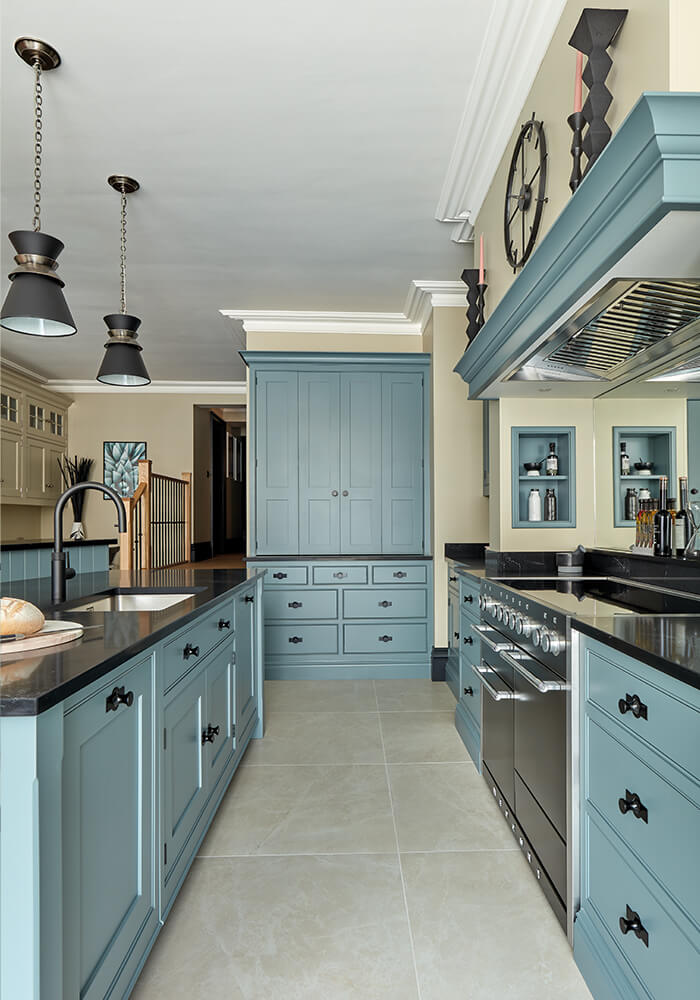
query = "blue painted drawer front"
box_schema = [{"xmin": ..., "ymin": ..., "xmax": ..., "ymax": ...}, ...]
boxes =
[
  {"xmin": 460, "ymin": 657, "xmax": 481, "ymax": 729},
  {"xmin": 264, "ymin": 588, "xmax": 337, "ymax": 620},
  {"xmin": 343, "ymin": 587, "xmax": 427, "ymax": 620},
  {"xmin": 460, "ymin": 612, "xmax": 480, "ymax": 667},
  {"xmin": 343, "ymin": 623, "xmax": 428, "ymax": 655},
  {"xmin": 266, "ymin": 624, "xmax": 339, "ymax": 656},
  {"xmin": 313, "ymin": 565, "xmax": 367, "ymax": 585},
  {"xmin": 373, "ymin": 563, "xmax": 427, "ymax": 584},
  {"xmin": 265, "ymin": 565, "xmax": 308, "ymax": 586},
  {"xmin": 584, "ymin": 813, "xmax": 699, "ymax": 1000},
  {"xmin": 204, "ymin": 643, "xmax": 235, "ymax": 794},
  {"xmin": 585, "ymin": 644, "xmax": 699, "ymax": 779},
  {"xmin": 62, "ymin": 652, "xmax": 157, "ymax": 1000},
  {"xmin": 161, "ymin": 601, "xmax": 232, "ymax": 691},
  {"xmin": 586, "ymin": 715, "xmax": 699, "ymax": 924},
  {"xmin": 234, "ymin": 582, "xmax": 258, "ymax": 743}
]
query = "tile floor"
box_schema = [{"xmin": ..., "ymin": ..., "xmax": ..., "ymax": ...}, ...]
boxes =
[{"xmin": 131, "ymin": 679, "xmax": 593, "ymax": 999}]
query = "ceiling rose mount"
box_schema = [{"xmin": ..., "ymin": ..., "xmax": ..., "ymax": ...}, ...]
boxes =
[
  {"xmin": 14, "ymin": 37, "xmax": 61, "ymax": 71},
  {"xmin": 108, "ymin": 175, "xmax": 140, "ymax": 195}
]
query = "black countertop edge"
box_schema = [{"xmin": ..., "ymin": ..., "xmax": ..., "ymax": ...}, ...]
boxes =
[
  {"xmin": 444, "ymin": 543, "xmax": 488, "ymax": 562},
  {"xmin": 0, "ymin": 568, "xmax": 265, "ymax": 717},
  {"xmin": 245, "ymin": 554, "xmax": 433, "ymax": 562},
  {"xmin": 571, "ymin": 618, "xmax": 700, "ymax": 691},
  {"xmin": 2, "ymin": 537, "xmax": 117, "ymax": 551}
]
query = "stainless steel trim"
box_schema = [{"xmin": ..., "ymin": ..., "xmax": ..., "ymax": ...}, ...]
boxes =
[
  {"xmin": 472, "ymin": 623, "xmax": 515, "ymax": 653},
  {"xmin": 501, "ymin": 649, "xmax": 567, "ymax": 693},
  {"xmin": 477, "ymin": 663, "xmax": 515, "ymax": 701}
]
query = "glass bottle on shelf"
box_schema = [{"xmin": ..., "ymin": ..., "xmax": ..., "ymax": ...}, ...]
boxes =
[
  {"xmin": 528, "ymin": 488, "xmax": 542, "ymax": 521},
  {"xmin": 676, "ymin": 476, "xmax": 691, "ymax": 555},
  {"xmin": 545, "ymin": 442, "xmax": 558, "ymax": 476},
  {"xmin": 544, "ymin": 488, "xmax": 557, "ymax": 521},
  {"xmin": 620, "ymin": 441, "xmax": 630, "ymax": 476},
  {"xmin": 653, "ymin": 478, "xmax": 671, "ymax": 557},
  {"xmin": 624, "ymin": 487, "xmax": 638, "ymax": 522}
]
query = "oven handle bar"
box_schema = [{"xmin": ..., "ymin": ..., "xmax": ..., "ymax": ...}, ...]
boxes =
[
  {"xmin": 475, "ymin": 662, "xmax": 516, "ymax": 701},
  {"xmin": 471, "ymin": 623, "xmax": 515, "ymax": 654},
  {"xmin": 500, "ymin": 649, "xmax": 567, "ymax": 693}
]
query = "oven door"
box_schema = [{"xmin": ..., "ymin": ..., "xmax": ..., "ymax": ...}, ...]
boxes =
[{"xmin": 477, "ymin": 628, "xmax": 516, "ymax": 809}]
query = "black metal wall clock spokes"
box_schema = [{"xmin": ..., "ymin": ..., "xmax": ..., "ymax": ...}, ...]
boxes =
[{"xmin": 503, "ymin": 113, "xmax": 548, "ymax": 272}]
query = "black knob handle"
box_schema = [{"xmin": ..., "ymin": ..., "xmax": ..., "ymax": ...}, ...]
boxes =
[
  {"xmin": 288, "ymin": 601, "xmax": 303, "ymax": 608},
  {"xmin": 333, "ymin": 572, "xmax": 347, "ymax": 579},
  {"xmin": 463, "ymin": 686, "xmax": 474, "ymax": 697},
  {"xmin": 378, "ymin": 635, "xmax": 393, "ymax": 642},
  {"xmin": 394, "ymin": 571, "xmax": 407, "ymax": 579},
  {"xmin": 449, "ymin": 575, "xmax": 457, "ymax": 582},
  {"xmin": 463, "ymin": 594, "xmax": 474, "ymax": 603},
  {"xmin": 618, "ymin": 693, "xmax": 647, "ymax": 720},
  {"xmin": 272, "ymin": 572, "xmax": 287, "ymax": 579},
  {"xmin": 201, "ymin": 723, "xmax": 221, "ymax": 744},
  {"xmin": 105, "ymin": 686, "xmax": 134, "ymax": 713},
  {"xmin": 218, "ymin": 619, "xmax": 231, "ymax": 630},
  {"xmin": 618, "ymin": 905, "xmax": 649, "ymax": 947},
  {"xmin": 378, "ymin": 600, "xmax": 392, "ymax": 608},
  {"xmin": 183, "ymin": 643, "xmax": 200, "ymax": 660},
  {"xmin": 618, "ymin": 789, "xmax": 648, "ymax": 823},
  {"xmin": 289, "ymin": 636, "xmax": 303, "ymax": 644},
  {"xmin": 463, "ymin": 636, "xmax": 473, "ymax": 645},
  {"xmin": 245, "ymin": 595, "xmax": 254, "ymax": 603}
]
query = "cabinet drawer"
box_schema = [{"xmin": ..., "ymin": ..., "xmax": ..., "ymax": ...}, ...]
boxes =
[
  {"xmin": 343, "ymin": 623, "xmax": 428, "ymax": 655},
  {"xmin": 460, "ymin": 657, "xmax": 481, "ymax": 727},
  {"xmin": 586, "ymin": 717, "xmax": 699, "ymax": 922},
  {"xmin": 162, "ymin": 602, "xmax": 233, "ymax": 691},
  {"xmin": 459, "ymin": 574, "xmax": 480, "ymax": 615},
  {"xmin": 312, "ymin": 565, "xmax": 367, "ymax": 585},
  {"xmin": 343, "ymin": 588, "xmax": 427, "ymax": 619},
  {"xmin": 460, "ymin": 612, "xmax": 480, "ymax": 666},
  {"xmin": 264, "ymin": 565, "xmax": 308, "ymax": 586},
  {"xmin": 265, "ymin": 624, "xmax": 338, "ymax": 656},
  {"xmin": 264, "ymin": 588, "xmax": 337, "ymax": 620},
  {"xmin": 586, "ymin": 645, "xmax": 699, "ymax": 778},
  {"xmin": 372, "ymin": 564, "xmax": 427, "ymax": 585},
  {"xmin": 584, "ymin": 815, "xmax": 699, "ymax": 1000}
]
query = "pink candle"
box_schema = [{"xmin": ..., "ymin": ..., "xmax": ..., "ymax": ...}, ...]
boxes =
[
  {"xmin": 478, "ymin": 234, "xmax": 485, "ymax": 284},
  {"xmin": 574, "ymin": 51, "xmax": 583, "ymax": 113}
]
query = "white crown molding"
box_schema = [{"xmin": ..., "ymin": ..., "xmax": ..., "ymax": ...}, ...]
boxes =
[
  {"xmin": 436, "ymin": 0, "xmax": 568, "ymax": 242},
  {"xmin": 44, "ymin": 380, "xmax": 248, "ymax": 395},
  {"xmin": 0, "ymin": 356, "xmax": 48, "ymax": 384}
]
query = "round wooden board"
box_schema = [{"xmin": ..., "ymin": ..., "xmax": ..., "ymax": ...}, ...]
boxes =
[{"xmin": 0, "ymin": 621, "xmax": 84, "ymax": 656}]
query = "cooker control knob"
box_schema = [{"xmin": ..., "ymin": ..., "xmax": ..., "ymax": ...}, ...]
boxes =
[
  {"xmin": 540, "ymin": 630, "xmax": 552, "ymax": 654},
  {"xmin": 489, "ymin": 601, "xmax": 499, "ymax": 618},
  {"xmin": 497, "ymin": 605, "xmax": 505, "ymax": 622},
  {"xmin": 532, "ymin": 627, "xmax": 542, "ymax": 647},
  {"xmin": 549, "ymin": 632, "xmax": 564, "ymax": 656},
  {"xmin": 479, "ymin": 595, "xmax": 485, "ymax": 611},
  {"xmin": 516, "ymin": 615, "xmax": 532, "ymax": 638}
]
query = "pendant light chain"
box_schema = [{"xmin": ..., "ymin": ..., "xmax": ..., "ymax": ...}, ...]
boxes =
[
  {"xmin": 120, "ymin": 188, "xmax": 127, "ymax": 314},
  {"xmin": 33, "ymin": 59, "xmax": 43, "ymax": 232}
]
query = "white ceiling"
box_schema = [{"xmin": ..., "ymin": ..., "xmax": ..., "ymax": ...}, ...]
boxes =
[{"xmin": 1, "ymin": 0, "xmax": 493, "ymax": 382}]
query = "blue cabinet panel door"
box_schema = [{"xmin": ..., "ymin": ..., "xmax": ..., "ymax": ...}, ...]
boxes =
[
  {"xmin": 255, "ymin": 371, "xmax": 299, "ymax": 553},
  {"xmin": 381, "ymin": 372, "xmax": 424, "ymax": 553},
  {"xmin": 340, "ymin": 372, "xmax": 382, "ymax": 553},
  {"xmin": 299, "ymin": 372, "xmax": 341, "ymax": 553}
]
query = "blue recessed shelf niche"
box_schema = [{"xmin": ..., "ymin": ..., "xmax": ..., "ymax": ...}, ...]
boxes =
[
  {"xmin": 613, "ymin": 426, "xmax": 676, "ymax": 527},
  {"xmin": 511, "ymin": 426, "xmax": 576, "ymax": 528}
]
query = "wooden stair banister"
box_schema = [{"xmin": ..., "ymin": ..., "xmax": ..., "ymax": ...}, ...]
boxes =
[{"xmin": 120, "ymin": 461, "xmax": 192, "ymax": 571}]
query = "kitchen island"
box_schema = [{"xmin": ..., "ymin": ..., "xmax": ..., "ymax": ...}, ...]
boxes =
[{"xmin": 0, "ymin": 566, "xmax": 265, "ymax": 1000}]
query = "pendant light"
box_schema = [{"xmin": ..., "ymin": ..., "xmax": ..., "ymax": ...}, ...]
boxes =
[
  {"xmin": 96, "ymin": 176, "xmax": 150, "ymax": 386},
  {"xmin": 1, "ymin": 38, "xmax": 76, "ymax": 337}
]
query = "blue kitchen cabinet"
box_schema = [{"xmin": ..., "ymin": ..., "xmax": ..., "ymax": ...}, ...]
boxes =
[
  {"xmin": 611, "ymin": 426, "xmax": 677, "ymax": 527},
  {"xmin": 340, "ymin": 371, "xmax": 382, "ymax": 553},
  {"xmin": 453, "ymin": 566, "xmax": 482, "ymax": 769},
  {"xmin": 62, "ymin": 651, "xmax": 158, "ymax": 1000},
  {"xmin": 204, "ymin": 641, "xmax": 235, "ymax": 796},
  {"xmin": 235, "ymin": 580, "xmax": 259, "ymax": 744},
  {"xmin": 446, "ymin": 570, "xmax": 460, "ymax": 699},
  {"xmin": 299, "ymin": 371, "xmax": 341, "ymax": 553},
  {"xmin": 254, "ymin": 370, "xmax": 299, "ymax": 554},
  {"xmin": 381, "ymin": 371, "xmax": 425, "ymax": 554}
]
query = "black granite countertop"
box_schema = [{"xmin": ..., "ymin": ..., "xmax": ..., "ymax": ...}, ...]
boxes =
[
  {"xmin": 572, "ymin": 616, "xmax": 700, "ymax": 691},
  {"xmin": 1, "ymin": 537, "xmax": 117, "ymax": 551},
  {"xmin": 0, "ymin": 567, "xmax": 262, "ymax": 717},
  {"xmin": 245, "ymin": 554, "xmax": 433, "ymax": 562}
]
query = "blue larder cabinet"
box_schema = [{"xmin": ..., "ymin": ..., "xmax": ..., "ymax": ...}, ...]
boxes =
[
  {"xmin": 340, "ymin": 372, "xmax": 382, "ymax": 553},
  {"xmin": 62, "ymin": 651, "xmax": 158, "ymax": 1000},
  {"xmin": 235, "ymin": 581, "xmax": 258, "ymax": 741},
  {"xmin": 299, "ymin": 371, "xmax": 341, "ymax": 553},
  {"xmin": 255, "ymin": 370, "xmax": 299, "ymax": 554},
  {"xmin": 381, "ymin": 372, "xmax": 424, "ymax": 553}
]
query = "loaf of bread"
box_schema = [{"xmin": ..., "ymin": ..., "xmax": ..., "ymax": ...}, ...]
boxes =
[{"xmin": 0, "ymin": 598, "xmax": 45, "ymax": 637}]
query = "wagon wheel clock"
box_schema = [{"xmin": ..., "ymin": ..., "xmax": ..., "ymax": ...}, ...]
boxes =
[{"xmin": 504, "ymin": 113, "xmax": 548, "ymax": 272}]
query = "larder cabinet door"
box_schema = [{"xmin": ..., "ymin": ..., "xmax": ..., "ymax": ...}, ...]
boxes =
[
  {"xmin": 235, "ymin": 584, "xmax": 257, "ymax": 740},
  {"xmin": 381, "ymin": 372, "xmax": 424, "ymax": 553},
  {"xmin": 0, "ymin": 429, "xmax": 22, "ymax": 499},
  {"xmin": 299, "ymin": 372, "xmax": 341, "ymax": 553},
  {"xmin": 24, "ymin": 439, "xmax": 45, "ymax": 500},
  {"xmin": 62, "ymin": 653, "xmax": 157, "ymax": 1000},
  {"xmin": 255, "ymin": 371, "xmax": 299, "ymax": 554},
  {"xmin": 340, "ymin": 372, "xmax": 382, "ymax": 553},
  {"xmin": 203, "ymin": 642, "xmax": 234, "ymax": 794}
]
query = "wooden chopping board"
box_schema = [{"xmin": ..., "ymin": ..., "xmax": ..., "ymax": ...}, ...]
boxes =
[{"xmin": 0, "ymin": 621, "xmax": 84, "ymax": 655}]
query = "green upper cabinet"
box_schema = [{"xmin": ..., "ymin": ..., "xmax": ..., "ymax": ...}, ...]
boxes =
[
  {"xmin": 245, "ymin": 353, "xmax": 430, "ymax": 556},
  {"xmin": 255, "ymin": 370, "xmax": 299, "ymax": 554}
]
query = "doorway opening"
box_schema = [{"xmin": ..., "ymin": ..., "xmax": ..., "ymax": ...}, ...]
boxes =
[{"xmin": 192, "ymin": 404, "xmax": 246, "ymax": 565}]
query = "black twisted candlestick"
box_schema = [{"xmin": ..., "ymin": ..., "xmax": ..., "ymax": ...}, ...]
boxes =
[
  {"xmin": 567, "ymin": 110, "xmax": 585, "ymax": 193},
  {"xmin": 462, "ymin": 268, "xmax": 487, "ymax": 344}
]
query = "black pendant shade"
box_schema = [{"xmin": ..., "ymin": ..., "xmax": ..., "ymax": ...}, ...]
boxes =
[
  {"xmin": 1, "ymin": 230, "xmax": 76, "ymax": 336},
  {"xmin": 97, "ymin": 313, "xmax": 151, "ymax": 386}
]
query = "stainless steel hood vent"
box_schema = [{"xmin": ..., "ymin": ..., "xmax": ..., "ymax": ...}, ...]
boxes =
[{"xmin": 510, "ymin": 278, "xmax": 700, "ymax": 382}]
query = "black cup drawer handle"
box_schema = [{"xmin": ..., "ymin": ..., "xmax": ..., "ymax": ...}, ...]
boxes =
[
  {"xmin": 449, "ymin": 575, "xmax": 457, "ymax": 582},
  {"xmin": 454, "ymin": 632, "xmax": 459, "ymax": 639},
  {"xmin": 272, "ymin": 572, "xmax": 287, "ymax": 579},
  {"xmin": 244, "ymin": 595, "xmax": 255, "ymax": 603},
  {"xmin": 618, "ymin": 693, "xmax": 648, "ymax": 720},
  {"xmin": 218, "ymin": 619, "xmax": 231, "ymax": 630},
  {"xmin": 379, "ymin": 635, "xmax": 393, "ymax": 643},
  {"xmin": 618, "ymin": 905, "xmax": 649, "ymax": 947},
  {"xmin": 463, "ymin": 594, "xmax": 474, "ymax": 603},
  {"xmin": 618, "ymin": 790, "xmax": 648, "ymax": 823},
  {"xmin": 463, "ymin": 636, "xmax": 474, "ymax": 645},
  {"xmin": 288, "ymin": 601, "xmax": 303, "ymax": 609},
  {"xmin": 289, "ymin": 636, "xmax": 303, "ymax": 644},
  {"xmin": 201, "ymin": 723, "xmax": 220, "ymax": 744},
  {"xmin": 183, "ymin": 643, "xmax": 200, "ymax": 660},
  {"xmin": 463, "ymin": 686, "xmax": 474, "ymax": 697},
  {"xmin": 394, "ymin": 571, "xmax": 407, "ymax": 579},
  {"xmin": 105, "ymin": 686, "xmax": 134, "ymax": 713},
  {"xmin": 378, "ymin": 600, "xmax": 392, "ymax": 608}
]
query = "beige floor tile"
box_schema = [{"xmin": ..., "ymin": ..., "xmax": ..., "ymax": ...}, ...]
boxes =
[
  {"xmin": 199, "ymin": 763, "xmax": 395, "ymax": 856},
  {"xmin": 264, "ymin": 679, "xmax": 377, "ymax": 713},
  {"xmin": 244, "ymin": 711, "xmax": 385, "ymax": 765},
  {"xmin": 402, "ymin": 851, "xmax": 592, "ymax": 1000},
  {"xmin": 389, "ymin": 763, "xmax": 517, "ymax": 852},
  {"xmin": 374, "ymin": 678, "xmax": 456, "ymax": 712},
  {"xmin": 380, "ymin": 711, "xmax": 468, "ymax": 763},
  {"xmin": 131, "ymin": 855, "xmax": 420, "ymax": 1000}
]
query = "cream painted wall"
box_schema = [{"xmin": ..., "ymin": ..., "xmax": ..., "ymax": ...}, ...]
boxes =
[
  {"xmin": 68, "ymin": 392, "xmax": 245, "ymax": 542},
  {"xmin": 2, "ymin": 504, "xmax": 46, "ymax": 540},
  {"xmin": 669, "ymin": 0, "xmax": 700, "ymax": 89}
]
